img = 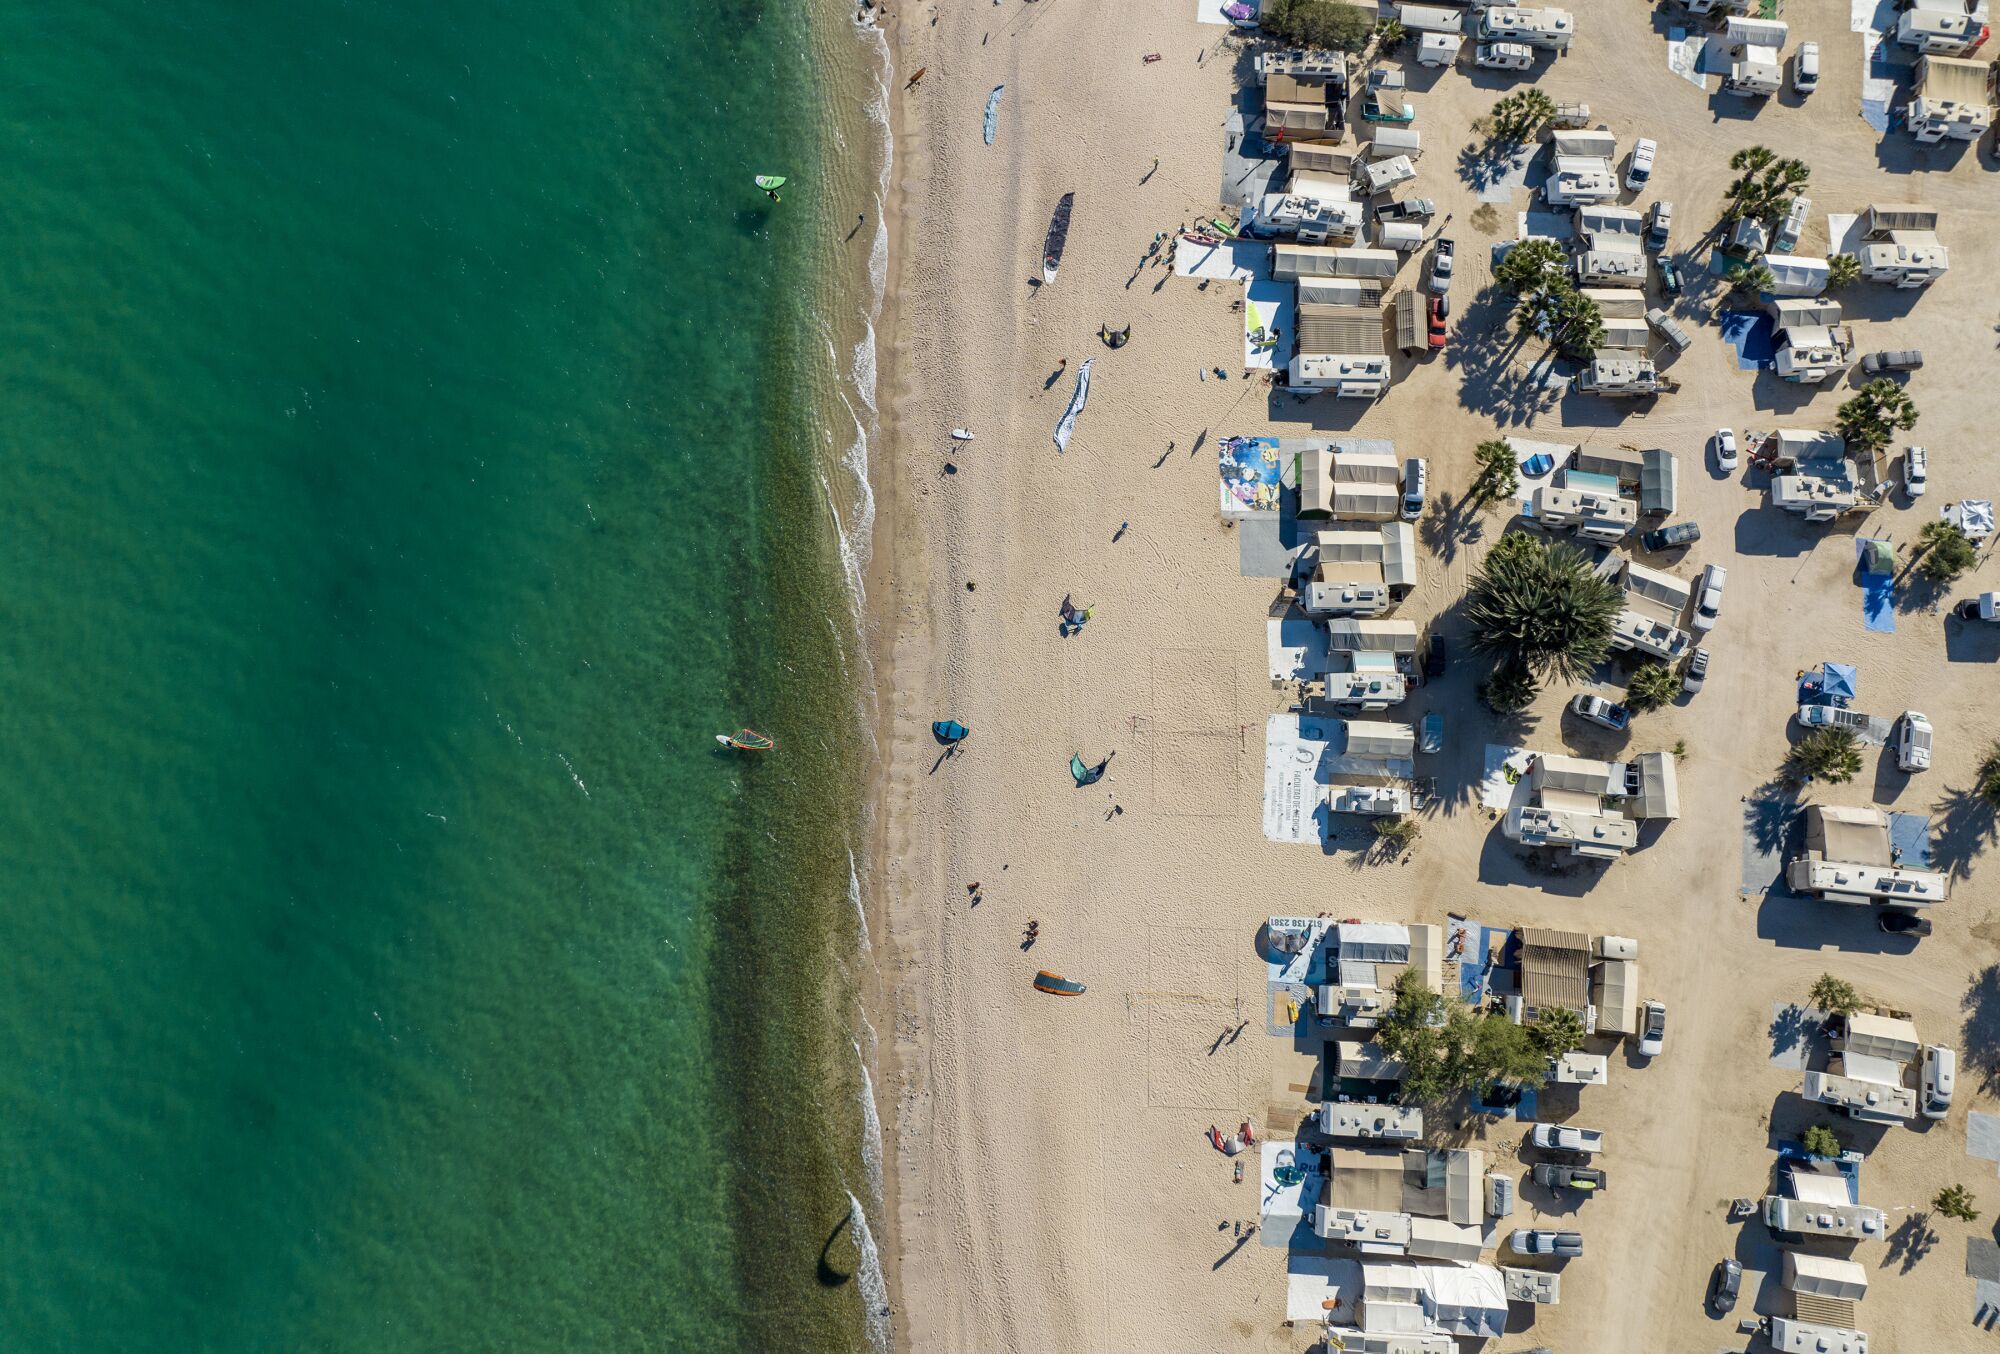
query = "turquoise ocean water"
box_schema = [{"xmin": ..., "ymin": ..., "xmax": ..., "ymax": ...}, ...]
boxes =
[{"xmin": 0, "ymin": 4, "xmax": 882, "ymax": 1350}]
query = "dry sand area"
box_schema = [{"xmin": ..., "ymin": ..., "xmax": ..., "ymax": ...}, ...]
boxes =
[{"xmin": 869, "ymin": 1, "xmax": 2000, "ymax": 1350}]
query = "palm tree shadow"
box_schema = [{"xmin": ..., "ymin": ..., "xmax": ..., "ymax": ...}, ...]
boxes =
[
  {"xmin": 1961, "ymin": 964, "xmax": 2000, "ymax": 1099},
  {"xmin": 818, "ymin": 1211, "xmax": 855, "ymax": 1287},
  {"xmin": 1929, "ymin": 782, "xmax": 1997, "ymax": 883}
]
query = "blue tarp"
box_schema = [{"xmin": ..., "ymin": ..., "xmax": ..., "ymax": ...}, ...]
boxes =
[
  {"xmin": 1716, "ymin": 310, "xmax": 1775, "ymax": 369},
  {"xmin": 1862, "ymin": 576, "xmax": 1897, "ymax": 633}
]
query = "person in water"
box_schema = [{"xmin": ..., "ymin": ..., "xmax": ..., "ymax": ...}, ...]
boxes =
[{"xmin": 764, "ymin": 187, "xmax": 781, "ymax": 204}]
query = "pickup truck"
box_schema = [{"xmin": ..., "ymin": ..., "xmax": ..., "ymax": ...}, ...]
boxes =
[
  {"xmin": 1530, "ymin": 1123, "xmax": 1605, "ymax": 1155},
  {"xmin": 1955, "ymin": 592, "xmax": 2000, "ymax": 622}
]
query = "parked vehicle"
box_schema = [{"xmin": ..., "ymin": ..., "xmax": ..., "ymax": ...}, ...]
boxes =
[
  {"xmin": 1401, "ymin": 458, "xmax": 1428, "ymax": 521},
  {"xmin": 1532, "ymin": 1163, "xmax": 1606, "ymax": 1192},
  {"xmin": 1862, "ymin": 349, "xmax": 1924, "ymax": 374},
  {"xmin": 1510, "ymin": 1229, "xmax": 1584, "ymax": 1257},
  {"xmin": 1905, "ymin": 445, "xmax": 1928, "ymax": 497},
  {"xmin": 1645, "ymin": 200, "xmax": 1672, "ymax": 252},
  {"xmin": 1569, "ymin": 694, "xmax": 1632, "ymax": 732},
  {"xmin": 1641, "ymin": 520, "xmax": 1700, "ymax": 552},
  {"xmin": 1529, "ymin": 1123, "xmax": 1604, "ymax": 1155},
  {"xmin": 1896, "ymin": 710, "xmax": 1933, "ymax": 772},
  {"xmin": 1922, "ymin": 1045, "xmax": 1956, "ymax": 1119},
  {"xmin": 1380, "ymin": 197, "xmax": 1437, "ymax": 222},
  {"xmin": 1427, "ymin": 238, "xmax": 1455, "ymax": 295},
  {"xmin": 1427, "ymin": 295, "xmax": 1448, "ymax": 351},
  {"xmin": 1645, "ymin": 306, "xmax": 1691, "ymax": 352},
  {"xmin": 1475, "ymin": 41, "xmax": 1535, "ymax": 70},
  {"xmin": 1638, "ymin": 1000, "xmax": 1667, "ymax": 1057},
  {"xmin": 1624, "ymin": 137, "xmax": 1657, "ymax": 192},
  {"xmin": 1425, "ymin": 637, "xmax": 1448, "ymax": 680},
  {"xmin": 1794, "ymin": 41, "xmax": 1820, "ymax": 94},
  {"xmin": 1774, "ymin": 196, "xmax": 1811, "ymax": 253},
  {"xmin": 1658, "ymin": 257, "xmax": 1683, "ymax": 296},
  {"xmin": 1954, "ymin": 593, "xmax": 2000, "ymax": 622},
  {"xmin": 1713, "ymin": 428, "xmax": 1739, "ymax": 472},
  {"xmin": 1878, "ymin": 908, "xmax": 1933, "ymax": 937},
  {"xmin": 1692, "ymin": 564, "xmax": 1727, "ymax": 633},
  {"xmin": 1709, "ymin": 1258, "xmax": 1743, "ymax": 1314},
  {"xmin": 1682, "ymin": 646, "xmax": 1710, "ymax": 694}
]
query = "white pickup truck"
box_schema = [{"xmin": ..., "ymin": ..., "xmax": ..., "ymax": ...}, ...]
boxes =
[{"xmin": 1530, "ymin": 1123, "xmax": 1605, "ymax": 1156}]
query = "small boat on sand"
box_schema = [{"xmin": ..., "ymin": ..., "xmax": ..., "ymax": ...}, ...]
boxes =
[
  {"xmin": 1041, "ymin": 191, "xmax": 1074, "ymax": 285},
  {"xmin": 949, "ymin": 428, "xmax": 975, "ymax": 441},
  {"xmin": 1033, "ymin": 970, "xmax": 1086, "ymax": 996},
  {"xmin": 717, "ymin": 729, "xmax": 776, "ymax": 751}
]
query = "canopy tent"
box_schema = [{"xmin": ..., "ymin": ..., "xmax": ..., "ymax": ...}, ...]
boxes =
[
  {"xmin": 1946, "ymin": 500, "xmax": 1994, "ymax": 542},
  {"xmin": 1800, "ymin": 662, "xmax": 1858, "ymax": 706}
]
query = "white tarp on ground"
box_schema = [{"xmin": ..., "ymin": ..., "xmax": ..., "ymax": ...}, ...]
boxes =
[
  {"xmin": 1269, "ymin": 615, "xmax": 1331, "ymax": 683},
  {"xmin": 1176, "ymin": 235, "xmax": 1269, "ymax": 282},
  {"xmin": 1852, "ymin": 0, "xmax": 1896, "ymax": 131},
  {"xmin": 1286, "ymin": 1253, "xmax": 1363, "ymax": 1322},
  {"xmin": 1265, "ymin": 713, "xmax": 1329, "ymax": 844},
  {"xmin": 1665, "ymin": 26, "xmax": 1709, "ymax": 88},
  {"xmin": 1480, "ymin": 745, "xmax": 1535, "ymax": 811},
  {"xmin": 1245, "ymin": 277, "xmax": 1294, "ymax": 371},
  {"xmin": 1507, "ymin": 436, "xmax": 1575, "ymax": 510}
]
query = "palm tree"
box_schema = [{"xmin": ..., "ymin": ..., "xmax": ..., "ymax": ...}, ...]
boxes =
[
  {"xmin": 1626, "ymin": 663, "xmax": 1681, "ymax": 712},
  {"xmin": 1918, "ymin": 522, "xmax": 1976, "ymax": 583},
  {"xmin": 1496, "ymin": 238, "xmax": 1567, "ymax": 295},
  {"xmin": 1976, "ymin": 743, "xmax": 2000, "ymax": 810},
  {"xmin": 1529, "ymin": 1006, "xmax": 1585, "ymax": 1058},
  {"xmin": 1465, "ymin": 534, "xmax": 1621, "ymax": 683},
  {"xmin": 1836, "ymin": 379, "xmax": 1919, "ymax": 454},
  {"xmin": 1723, "ymin": 145, "xmax": 1811, "ymax": 223},
  {"xmin": 1471, "ymin": 439, "xmax": 1519, "ymax": 506},
  {"xmin": 1478, "ymin": 661, "xmax": 1538, "ymax": 715},
  {"xmin": 1549, "ymin": 288, "xmax": 1605, "ymax": 361},
  {"xmin": 1373, "ymin": 17, "xmax": 1408, "ymax": 51},
  {"xmin": 1729, "ymin": 264, "xmax": 1775, "ymax": 297},
  {"xmin": 1808, "ymin": 972, "xmax": 1861, "ymax": 1017},
  {"xmin": 1827, "ymin": 253, "xmax": 1861, "ymax": 289},
  {"xmin": 1790, "ymin": 727, "xmax": 1863, "ymax": 784}
]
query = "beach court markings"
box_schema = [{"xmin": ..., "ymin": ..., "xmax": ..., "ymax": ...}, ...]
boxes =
[
  {"xmin": 1150, "ymin": 648, "xmax": 1242, "ymax": 816},
  {"xmin": 1141, "ymin": 926, "xmax": 1247, "ymax": 1108}
]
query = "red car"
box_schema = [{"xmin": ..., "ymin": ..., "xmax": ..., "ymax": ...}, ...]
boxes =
[{"xmin": 1427, "ymin": 296, "xmax": 1448, "ymax": 350}]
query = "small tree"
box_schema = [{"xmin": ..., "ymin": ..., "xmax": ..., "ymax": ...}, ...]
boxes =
[
  {"xmin": 1827, "ymin": 253, "xmax": 1861, "ymax": 289},
  {"xmin": 1495, "ymin": 238, "xmax": 1567, "ymax": 295},
  {"xmin": 1626, "ymin": 663, "xmax": 1681, "ymax": 712},
  {"xmin": 1261, "ymin": 0, "xmax": 1375, "ymax": 50},
  {"xmin": 1373, "ymin": 815, "xmax": 1420, "ymax": 850},
  {"xmin": 1471, "ymin": 439, "xmax": 1519, "ymax": 506},
  {"xmin": 1478, "ymin": 661, "xmax": 1538, "ymax": 715},
  {"xmin": 1808, "ymin": 972, "xmax": 1861, "ymax": 1018},
  {"xmin": 1978, "ymin": 742, "xmax": 2000, "ymax": 811},
  {"xmin": 1934, "ymin": 1184, "xmax": 1982, "ymax": 1222},
  {"xmin": 1918, "ymin": 522, "xmax": 1976, "ymax": 583},
  {"xmin": 1728, "ymin": 264, "xmax": 1776, "ymax": 297},
  {"xmin": 1801, "ymin": 1124, "xmax": 1842, "ymax": 1158},
  {"xmin": 1529, "ymin": 1007, "xmax": 1586, "ymax": 1058},
  {"xmin": 1791, "ymin": 727, "xmax": 1864, "ymax": 784}
]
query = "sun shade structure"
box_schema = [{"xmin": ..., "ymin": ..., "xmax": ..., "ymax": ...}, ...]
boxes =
[{"xmin": 1518, "ymin": 928, "xmax": 1592, "ymax": 1017}]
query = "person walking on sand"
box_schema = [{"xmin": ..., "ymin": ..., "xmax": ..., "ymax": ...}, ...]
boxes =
[{"xmin": 1058, "ymin": 356, "xmax": 1067, "ymax": 372}]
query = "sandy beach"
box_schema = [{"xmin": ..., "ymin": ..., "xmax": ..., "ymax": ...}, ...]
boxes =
[{"xmin": 867, "ymin": 2, "xmax": 2000, "ymax": 1349}]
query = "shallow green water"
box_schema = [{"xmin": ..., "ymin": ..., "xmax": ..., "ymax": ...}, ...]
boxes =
[{"xmin": 0, "ymin": 4, "xmax": 872, "ymax": 1350}]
